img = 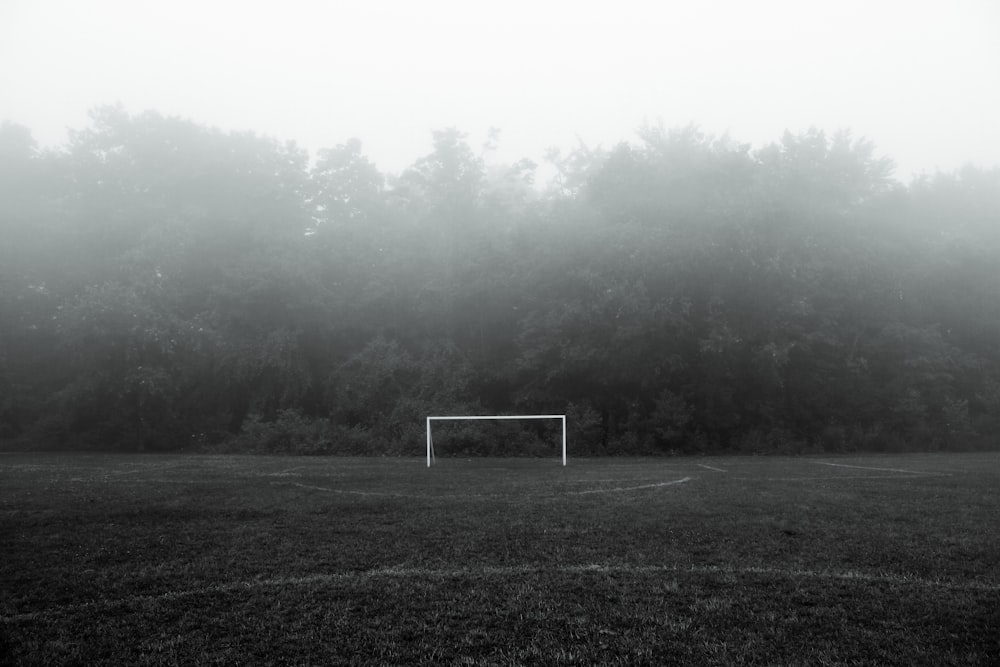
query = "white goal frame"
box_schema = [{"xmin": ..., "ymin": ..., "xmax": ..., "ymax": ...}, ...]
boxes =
[{"xmin": 426, "ymin": 415, "xmax": 567, "ymax": 466}]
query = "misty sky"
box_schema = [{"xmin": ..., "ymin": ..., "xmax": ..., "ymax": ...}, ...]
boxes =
[{"xmin": 2, "ymin": 0, "xmax": 998, "ymax": 182}]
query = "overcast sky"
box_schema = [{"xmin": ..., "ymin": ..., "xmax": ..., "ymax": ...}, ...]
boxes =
[{"xmin": 2, "ymin": 0, "xmax": 998, "ymax": 182}]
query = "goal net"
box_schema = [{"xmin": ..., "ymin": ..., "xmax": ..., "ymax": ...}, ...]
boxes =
[{"xmin": 425, "ymin": 415, "xmax": 567, "ymax": 466}]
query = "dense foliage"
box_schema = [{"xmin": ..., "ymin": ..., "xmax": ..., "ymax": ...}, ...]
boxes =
[{"xmin": 1, "ymin": 107, "xmax": 998, "ymax": 454}]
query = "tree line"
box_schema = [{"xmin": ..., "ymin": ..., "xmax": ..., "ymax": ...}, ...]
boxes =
[{"xmin": 1, "ymin": 107, "xmax": 998, "ymax": 455}]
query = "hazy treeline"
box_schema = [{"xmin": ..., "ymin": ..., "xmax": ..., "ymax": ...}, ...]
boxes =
[{"xmin": 2, "ymin": 107, "xmax": 998, "ymax": 455}]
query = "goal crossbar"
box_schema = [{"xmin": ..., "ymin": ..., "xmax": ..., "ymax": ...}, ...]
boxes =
[{"xmin": 426, "ymin": 415, "xmax": 567, "ymax": 466}]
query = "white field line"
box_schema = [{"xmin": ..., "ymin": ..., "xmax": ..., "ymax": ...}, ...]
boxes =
[
  {"xmin": 283, "ymin": 478, "xmax": 694, "ymax": 499},
  {"xmin": 570, "ymin": 477, "xmax": 692, "ymax": 494},
  {"xmin": 5, "ymin": 562, "xmax": 996, "ymax": 624},
  {"xmin": 816, "ymin": 462, "xmax": 950, "ymax": 476},
  {"xmin": 115, "ymin": 478, "xmax": 222, "ymax": 485},
  {"xmin": 110, "ymin": 461, "xmax": 190, "ymax": 474},
  {"xmin": 738, "ymin": 475, "xmax": 953, "ymax": 482},
  {"xmin": 282, "ymin": 482, "xmax": 511, "ymax": 501},
  {"xmin": 260, "ymin": 466, "xmax": 308, "ymax": 477},
  {"xmin": 570, "ymin": 478, "xmax": 676, "ymax": 483},
  {"xmin": 697, "ymin": 464, "xmax": 727, "ymax": 473},
  {"xmin": 287, "ymin": 482, "xmax": 431, "ymax": 499}
]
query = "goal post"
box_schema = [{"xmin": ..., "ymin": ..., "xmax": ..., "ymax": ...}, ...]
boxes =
[{"xmin": 426, "ymin": 415, "xmax": 567, "ymax": 466}]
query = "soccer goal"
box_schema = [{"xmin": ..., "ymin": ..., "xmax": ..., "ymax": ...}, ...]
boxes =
[{"xmin": 426, "ymin": 415, "xmax": 567, "ymax": 466}]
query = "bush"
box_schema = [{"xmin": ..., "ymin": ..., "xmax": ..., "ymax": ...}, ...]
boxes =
[
  {"xmin": 819, "ymin": 425, "xmax": 847, "ymax": 452},
  {"xmin": 327, "ymin": 424, "xmax": 393, "ymax": 455},
  {"xmin": 228, "ymin": 410, "xmax": 333, "ymax": 454},
  {"xmin": 565, "ymin": 401, "xmax": 603, "ymax": 455},
  {"xmin": 734, "ymin": 428, "xmax": 806, "ymax": 455},
  {"xmin": 607, "ymin": 431, "xmax": 654, "ymax": 456},
  {"xmin": 649, "ymin": 390, "xmax": 694, "ymax": 448}
]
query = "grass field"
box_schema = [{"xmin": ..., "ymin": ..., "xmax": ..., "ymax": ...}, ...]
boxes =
[{"xmin": 1, "ymin": 452, "xmax": 999, "ymax": 665}]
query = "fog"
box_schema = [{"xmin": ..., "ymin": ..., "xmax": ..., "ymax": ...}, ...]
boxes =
[
  {"xmin": 2, "ymin": 1, "xmax": 1000, "ymax": 456},
  {"xmin": 3, "ymin": 0, "xmax": 999, "ymax": 181}
]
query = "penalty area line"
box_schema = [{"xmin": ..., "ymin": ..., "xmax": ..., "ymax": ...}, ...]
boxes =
[
  {"xmin": 281, "ymin": 479, "xmax": 695, "ymax": 499},
  {"xmin": 570, "ymin": 477, "xmax": 692, "ymax": 494},
  {"xmin": 816, "ymin": 462, "xmax": 950, "ymax": 476},
  {"xmin": 280, "ymin": 482, "xmax": 509, "ymax": 501},
  {"xmin": 742, "ymin": 475, "xmax": 951, "ymax": 481},
  {"xmin": 5, "ymin": 562, "xmax": 996, "ymax": 624},
  {"xmin": 285, "ymin": 482, "xmax": 436, "ymax": 499}
]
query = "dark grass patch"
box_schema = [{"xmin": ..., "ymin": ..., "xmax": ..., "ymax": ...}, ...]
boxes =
[{"xmin": 2, "ymin": 452, "xmax": 999, "ymax": 665}]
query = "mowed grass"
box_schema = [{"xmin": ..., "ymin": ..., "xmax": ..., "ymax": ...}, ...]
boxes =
[{"xmin": 1, "ymin": 452, "xmax": 999, "ymax": 665}]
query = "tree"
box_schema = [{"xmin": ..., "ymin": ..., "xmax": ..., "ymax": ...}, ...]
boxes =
[
  {"xmin": 754, "ymin": 128, "xmax": 896, "ymax": 220},
  {"xmin": 310, "ymin": 138, "xmax": 385, "ymax": 228},
  {"xmin": 3, "ymin": 110, "xmax": 999, "ymax": 454},
  {"xmin": 395, "ymin": 128, "xmax": 484, "ymax": 227},
  {"xmin": 55, "ymin": 280, "xmax": 187, "ymax": 450}
]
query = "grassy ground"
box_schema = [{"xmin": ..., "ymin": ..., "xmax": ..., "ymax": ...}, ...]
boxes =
[{"xmin": 1, "ymin": 452, "xmax": 998, "ymax": 665}]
